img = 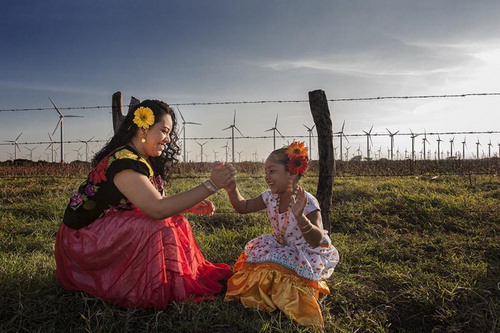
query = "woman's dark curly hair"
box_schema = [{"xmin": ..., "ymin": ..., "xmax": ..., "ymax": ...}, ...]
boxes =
[{"xmin": 92, "ymin": 99, "xmax": 181, "ymax": 182}]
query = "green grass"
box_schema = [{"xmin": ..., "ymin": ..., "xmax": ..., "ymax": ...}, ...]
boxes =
[{"xmin": 0, "ymin": 172, "xmax": 499, "ymax": 332}]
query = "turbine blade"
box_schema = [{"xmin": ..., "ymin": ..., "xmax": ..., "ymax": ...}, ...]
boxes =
[
  {"xmin": 235, "ymin": 126, "xmax": 245, "ymax": 137},
  {"xmin": 222, "ymin": 126, "xmax": 231, "ymax": 131},
  {"xmin": 48, "ymin": 97, "xmax": 63, "ymax": 117},
  {"xmin": 276, "ymin": 128, "xmax": 285, "ymax": 139},
  {"xmin": 52, "ymin": 118, "xmax": 62, "ymax": 136},
  {"xmin": 16, "ymin": 132, "xmax": 23, "ymax": 141},
  {"xmin": 186, "ymin": 122, "xmax": 201, "ymax": 125},
  {"xmin": 176, "ymin": 107, "xmax": 186, "ymax": 123}
]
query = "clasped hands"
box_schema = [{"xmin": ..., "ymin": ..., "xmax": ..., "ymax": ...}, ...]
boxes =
[{"xmin": 185, "ymin": 162, "xmax": 237, "ymax": 216}]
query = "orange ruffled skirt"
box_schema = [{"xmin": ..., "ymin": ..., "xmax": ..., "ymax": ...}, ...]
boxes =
[
  {"xmin": 55, "ymin": 209, "xmax": 232, "ymax": 308},
  {"xmin": 225, "ymin": 253, "xmax": 330, "ymax": 327}
]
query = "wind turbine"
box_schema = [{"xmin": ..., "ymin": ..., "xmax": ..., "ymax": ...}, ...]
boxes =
[
  {"xmin": 449, "ymin": 137, "xmax": 455, "ymax": 159},
  {"xmin": 78, "ymin": 136, "xmax": 95, "ymax": 162},
  {"xmin": 213, "ymin": 149, "xmax": 219, "ymax": 161},
  {"xmin": 362, "ymin": 126, "xmax": 374, "ymax": 160},
  {"xmin": 237, "ymin": 151, "xmax": 243, "ymax": 162},
  {"xmin": 177, "ymin": 107, "xmax": 201, "ymax": 162},
  {"xmin": 46, "ymin": 133, "xmax": 55, "ymax": 162},
  {"xmin": 49, "ymin": 97, "xmax": 83, "ymax": 163},
  {"xmin": 345, "ymin": 146, "xmax": 351, "ymax": 161},
  {"xmin": 336, "ymin": 121, "xmax": 349, "ymax": 161},
  {"xmin": 265, "ymin": 114, "xmax": 285, "ymax": 151},
  {"xmin": 73, "ymin": 146, "xmax": 83, "ymax": 161},
  {"xmin": 223, "ymin": 110, "xmax": 245, "ymax": 163},
  {"xmin": 221, "ymin": 141, "xmax": 230, "ymax": 163},
  {"xmin": 488, "ymin": 140, "xmax": 493, "ymax": 158},
  {"xmin": 26, "ymin": 146, "xmax": 37, "ymax": 161},
  {"xmin": 253, "ymin": 150, "xmax": 258, "ymax": 162},
  {"xmin": 409, "ymin": 129, "xmax": 419, "ymax": 161},
  {"xmin": 421, "ymin": 131, "xmax": 430, "ymax": 160},
  {"xmin": 386, "ymin": 128, "xmax": 399, "ymax": 160},
  {"xmin": 436, "ymin": 135, "xmax": 443, "ymax": 160},
  {"xmin": 196, "ymin": 141, "xmax": 208, "ymax": 163},
  {"xmin": 461, "ymin": 137, "xmax": 467, "ymax": 160},
  {"xmin": 476, "ymin": 138, "xmax": 481, "ymax": 159},
  {"xmin": 4, "ymin": 132, "xmax": 22, "ymax": 160},
  {"xmin": 303, "ymin": 124, "xmax": 316, "ymax": 160}
]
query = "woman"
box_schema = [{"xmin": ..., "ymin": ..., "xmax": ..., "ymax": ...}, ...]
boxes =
[{"xmin": 55, "ymin": 99, "xmax": 235, "ymax": 308}]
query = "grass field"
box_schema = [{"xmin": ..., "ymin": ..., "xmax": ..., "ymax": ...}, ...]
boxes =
[{"xmin": 0, "ymin": 168, "xmax": 499, "ymax": 332}]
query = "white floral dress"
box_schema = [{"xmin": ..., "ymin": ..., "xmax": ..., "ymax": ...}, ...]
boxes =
[{"xmin": 243, "ymin": 190, "xmax": 339, "ymax": 282}]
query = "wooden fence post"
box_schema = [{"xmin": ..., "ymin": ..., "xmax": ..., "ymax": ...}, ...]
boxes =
[
  {"xmin": 308, "ymin": 90, "xmax": 334, "ymax": 232},
  {"xmin": 112, "ymin": 92, "xmax": 141, "ymax": 134},
  {"xmin": 112, "ymin": 92, "xmax": 125, "ymax": 135}
]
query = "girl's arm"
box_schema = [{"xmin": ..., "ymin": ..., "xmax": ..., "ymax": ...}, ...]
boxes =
[
  {"xmin": 292, "ymin": 187, "xmax": 324, "ymax": 248},
  {"xmin": 114, "ymin": 163, "xmax": 234, "ymax": 220},
  {"xmin": 224, "ymin": 182, "xmax": 266, "ymax": 214}
]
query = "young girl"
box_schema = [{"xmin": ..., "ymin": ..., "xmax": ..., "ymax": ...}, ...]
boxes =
[{"xmin": 224, "ymin": 142, "xmax": 339, "ymax": 327}]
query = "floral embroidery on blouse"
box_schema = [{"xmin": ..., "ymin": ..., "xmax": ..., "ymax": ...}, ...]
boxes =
[{"xmin": 69, "ymin": 147, "xmax": 156, "ymax": 210}]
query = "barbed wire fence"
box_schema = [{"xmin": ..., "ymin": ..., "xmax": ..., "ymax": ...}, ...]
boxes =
[{"xmin": 1, "ymin": 92, "xmax": 500, "ymax": 176}]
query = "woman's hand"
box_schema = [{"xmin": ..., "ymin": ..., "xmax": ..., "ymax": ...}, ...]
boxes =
[
  {"xmin": 291, "ymin": 186, "xmax": 307, "ymax": 218},
  {"xmin": 210, "ymin": 162, "xmax": 236, "ymax": 189},
  {"xmin": 183, "ymin": 199, "xmax": 215, "ymax": 216}
]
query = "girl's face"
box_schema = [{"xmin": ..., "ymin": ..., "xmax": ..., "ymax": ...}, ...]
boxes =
[
  {"xmin": 264, "ymin": 155, "xmax": 294, "ymax": 194},
  {"xmin": 142, "ymin": 114, "xmax": 173, "ymax": 157}
]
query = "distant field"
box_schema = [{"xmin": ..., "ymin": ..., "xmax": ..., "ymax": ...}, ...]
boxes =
[{"xmin": 0, "ymin": 166, "xmax": 499, "ymax": 332}]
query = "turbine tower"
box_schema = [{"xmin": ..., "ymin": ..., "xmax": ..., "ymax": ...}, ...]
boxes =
[
  {"xmin": 196, "ymin": 141, "xmax": 208, "ymax": 163},
  {"xmin": 386, "ymin": 128, "xmax": 399, "ymax": 160},
  {"xmin": 476, "ymin": 138, "xmax": 481, "ymax": 160},
  {"xmin": 362, "ymin": 126, "xmax": 374, "ymax": 160},
  {"xmin": 421, "ymin": 131, "xmax": 430, "ymax": 160},
  {"xmin": 409, "ymin": 129, "xmax": 419, "ymax": 161},
  {"xmin": 461, "ymin": 137, "xmax": 467, "ymax": 160},
  {"xmin": 436, "ymin": 135, "xmax": 443, "ymax": 160},
  {"xmin": 177, "ymin": 107, "xmax": 201, "ymax": 163},
  {"xmin": 49, "ymin": 97, "xmax": 84, "ymax": 163},
  {"xmin": 336, "ymin": 121, "xmax": 349, "ymax": 161},
  {"xmin": 449, "ymin": 137, "xmax": 455, "ymax": 159},
  {"xmin": 222, "ymin": 110, "xmax": 244, "ymax": 163},
  {"xmin": 265, "ymin": 114, "xmax": 285, "ymax": 151},
  {"xmin": 78, "ymin": 136, "xmax": 95, "ymax": 162},
  {"xmin": 303, "ymin": 124, "xmax": 316, "ymax": 160}
]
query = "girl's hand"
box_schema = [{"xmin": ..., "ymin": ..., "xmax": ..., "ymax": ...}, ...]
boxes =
[
  {"xmin": 291, "ymin": 186, "xmax": 307, "ymax": 218},
  {"xmin": 210, "ymin": 163, "xmax": 236, "ymax": 189},
  {"xmin": 183, "ymin": 199, "xmax": 215, "ymax": 216}
]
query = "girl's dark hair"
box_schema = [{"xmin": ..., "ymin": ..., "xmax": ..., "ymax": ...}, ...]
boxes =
[
  {"xmin": 92, "ymin": 99, "xmax": 181, "ymax": 182},
  {"xmin": 269, "ymin": 147, "xmax": 305, "ymax": 179}
]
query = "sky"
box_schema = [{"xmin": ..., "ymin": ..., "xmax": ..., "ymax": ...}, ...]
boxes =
[{"xmin": 1, "ymin": 0, "xmax": 500, "ymax": 162}]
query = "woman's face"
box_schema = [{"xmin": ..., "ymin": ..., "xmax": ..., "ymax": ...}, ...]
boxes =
[
  {"xmin": 264, "ymin": 155, "xmax": 294, "ymax": 194},
  {"xmin": 142, "ymin": 114, "xmax": 173, "ymax": 157}
]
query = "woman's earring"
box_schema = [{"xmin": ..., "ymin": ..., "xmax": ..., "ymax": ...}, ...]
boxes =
[{"xmin": 141, "ymin": 137, "xmax": 146, "ymax": 143}]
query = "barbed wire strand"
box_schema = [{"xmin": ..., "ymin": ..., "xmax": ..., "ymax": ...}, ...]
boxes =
[{"xmin": 1, "ymin": 92, "xmax": 500, "ymax": 113}]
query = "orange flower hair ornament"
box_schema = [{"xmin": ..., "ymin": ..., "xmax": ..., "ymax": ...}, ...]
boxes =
[
  {"xmin": 285, "ymin": 141, "xmax": 309, "ymax": 175},
  {"xmin": 133, "ymin": 107, "xmax": 155, "ymax": 129}
]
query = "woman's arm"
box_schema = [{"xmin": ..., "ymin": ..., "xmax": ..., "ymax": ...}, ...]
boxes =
[{"xmin": 114, "ymin": 164, "xmax": 234, "ymax": 220}]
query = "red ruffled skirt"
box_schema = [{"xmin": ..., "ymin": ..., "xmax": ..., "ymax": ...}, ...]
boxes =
[{"xmin": 54, "ymin": 209, "xmax": 232, "ymax": 308}]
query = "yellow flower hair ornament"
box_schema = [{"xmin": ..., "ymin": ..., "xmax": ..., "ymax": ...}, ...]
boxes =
[{"xmin": 133, "ymin": 107, "xmax": 155, "ymax": 129}]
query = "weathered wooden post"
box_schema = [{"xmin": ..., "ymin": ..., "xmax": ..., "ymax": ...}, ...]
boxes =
[
  {"xmin": 112, "ymin": 91, "xmax": 140, "ymax": 134},
  {"xmin": 308, "ymin": 90, "xmax": 334, "ymax": 232}
]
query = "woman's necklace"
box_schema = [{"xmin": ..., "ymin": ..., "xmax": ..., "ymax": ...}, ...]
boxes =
[{"xmin": 273, "ymin": 194, "xmax": 291, "ymax": 245}]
